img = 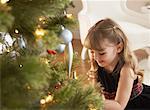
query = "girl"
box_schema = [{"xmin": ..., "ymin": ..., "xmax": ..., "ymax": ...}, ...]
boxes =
[{"xmin": 84, "ymin": 18, "xmax": 150, "ymax": 110}]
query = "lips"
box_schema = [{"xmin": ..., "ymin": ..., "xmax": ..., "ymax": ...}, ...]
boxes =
[
  {"xmin": 97, "ymin": 60, "xmax": 105, "ymax": 66},
  {"xmin": 98, "ymin": 60, "xmax": 104, "ymax": 64}
]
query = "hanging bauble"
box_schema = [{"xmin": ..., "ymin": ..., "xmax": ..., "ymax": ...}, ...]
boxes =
[
  {"xmin": 59, "ymin": 28, "xmax": 73, "ymax": 44},
  {"xmin": 55, "ymin": 43, "xmax": 66, "ymax": 53},
  {"xmin": 18, "ymin": 35, "xmax": 26, "ymax": 49},
  {"xmin": 59, "ymin": 27, "xmax": 73, "ymax": 78},
  {"xmin": 0, "ymin": 32, "xmax": 13, "ymax": 54},
  {"xmin": 10, "ymin": 50, "xmax": 20, "ymax": 60}
]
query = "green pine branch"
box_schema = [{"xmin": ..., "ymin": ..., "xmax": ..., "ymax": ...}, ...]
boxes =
[{"xmin": 0, "ymin": 3, "xmax": 14, "ymax": 32}]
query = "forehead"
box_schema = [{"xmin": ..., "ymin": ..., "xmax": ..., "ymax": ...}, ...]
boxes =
[{"xmin": 93, "ymin": 39, "xmax": 115, "ymax": 51}]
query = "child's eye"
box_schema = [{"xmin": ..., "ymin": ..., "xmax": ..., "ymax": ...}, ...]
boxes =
[{"xmin": 99, "ymin": 52, "xmax": 106, "ymax": 55}]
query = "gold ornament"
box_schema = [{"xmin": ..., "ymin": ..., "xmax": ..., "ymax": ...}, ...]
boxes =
[{"xmin": 73, "ymin": 71, "xmax": 77, "ymax": 79}]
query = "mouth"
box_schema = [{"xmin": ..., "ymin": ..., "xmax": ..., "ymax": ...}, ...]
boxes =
[{"xmin": 97, "ymin": 60, "xmax": 104, "ymax": 66}]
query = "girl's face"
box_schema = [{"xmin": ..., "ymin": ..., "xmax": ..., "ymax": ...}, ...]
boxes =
[{"xmin": 93, "ymin": 39, "xmax": 122, "ymax": 69}]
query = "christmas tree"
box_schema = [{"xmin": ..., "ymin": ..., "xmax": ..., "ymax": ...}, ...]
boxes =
[{"xmin": 0, "ymin": 0, "xmax": 103, "ymax": 110}]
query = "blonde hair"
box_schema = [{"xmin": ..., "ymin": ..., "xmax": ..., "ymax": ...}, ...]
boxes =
[{"xmin": 84, "ymin": 18, "xmax": 143, "ymax": 80}]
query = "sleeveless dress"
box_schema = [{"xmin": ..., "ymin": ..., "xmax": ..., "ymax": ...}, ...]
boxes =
[{"xmin": 97, "ymin": 59, "xmax": 150, "ymax": 110}]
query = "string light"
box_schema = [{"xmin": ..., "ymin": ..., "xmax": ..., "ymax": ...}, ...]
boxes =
[
  {"xmin": 45, "ymin": 94, "xmax": 53, "ymax": 103},
  {"xmin": 40, "ymin": 58, "xmax": 50, "ymax": 65},
  {"xmin": 40, "ymin": 99, "xmax": 46, "ymax": 105},
  {"xmin": 1, "ymin": 0, "xmax": 9, "ymax": 4},
  {"xmin": 38, "ymin": 16, "xmax": 47, "ymax": 25},
  {"xmin": 39, "ymin": 16, "xmax": 46, "ymax": 22},
  {"xmin": 27, "ymin": 85, "xmax": 31, "ymax": 90},
  {"xmin": 40, "ymin": 94, "xmax": 53, "ymax": 105},
  {"xmin": 63, "ymin": 11, "xmax": 73, "ymax": 19},
  {"xmin": 35, "ymin": 28, "xmax": 45, "ymax": 36},
  {"xmin": 14, "ymin": 29, "xmax": 19, "ymax": 34},
  {"xmin": 66, "ymin": 14, "xmax": 73, "ymax": 19},
  {"xmin": 19, "ymin": 64, "xmax": 23, "ymax": 68},
  {"xmin": 45, "ymin": 59, "xmax": 49, "ymax": 65},
  {"xmin": 6, "ymin": 49, "xmax": 10, "ymax": 53}
]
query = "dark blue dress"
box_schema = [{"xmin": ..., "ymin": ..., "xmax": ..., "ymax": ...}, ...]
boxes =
[{"xmin": 97, "ymin": 59, "xmax": 150, "ymax": 110}]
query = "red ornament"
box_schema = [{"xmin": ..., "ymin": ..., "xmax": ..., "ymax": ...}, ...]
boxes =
[{"xmin": 47, "ymin": 49, "xmax": 57, "ymax": 55}]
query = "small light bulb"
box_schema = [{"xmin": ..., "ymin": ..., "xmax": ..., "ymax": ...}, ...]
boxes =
[
  {"xmin": 66, "ymin": 14, "xmax": 73, "ymax": 19},
  {"xmin": 19, "ymin": 64, "xmax": 23, "ymax": 68},
  {"xmin": 35, "ymin": 28, "xmax": 45, "ymax": 36},
  {"xmin": 27, "ymin": 86, "xmax": 31, "ymax": 90},
  {"xmin": 40, "ymin": 99, "xmax": 46, "ymax": 105},
  {"xmin": 39, "ymin": 17, "xmax": 43, "ymax": 21},
  {"xmin": 1, "ymin": 0, "xmax": 9, "ymax": 4},
  {"xmin": 14, "ymin": 29, "xmax": 19, "ymax": 34},
  {"xmin": 45, "ymin": 94, "xmax": 53, "ymax": 103},
  {"xmin": 45, "ymin": 59, "xmax": 49, "ymax": 64},
  {"xmin": 39, "ymin": 16, "xmax": 46, "ymax": 21},
  {"xmin": 6, "ymin": 49, "xmax": 10, "ymax": 53}
]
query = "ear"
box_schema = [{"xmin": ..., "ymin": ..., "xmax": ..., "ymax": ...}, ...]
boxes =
[{"xmin": 116, "ymin": 42, "xmax": 123, "ymax": 53}]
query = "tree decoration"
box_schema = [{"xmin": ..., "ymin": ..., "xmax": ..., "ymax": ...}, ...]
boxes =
[
  {"xmin": 1, "ymin": 0, "xmax": 10, "ymax": 4},
  {"xmin": 0, "ymin": 0, "xmax": 104, "ymax": 109},
  {"xmin": 72, "ymin": 71, "xmax": 78, "ymax": 79},
  {"xmin": 0, "ymin": 50, "xmax": 103, "ymax": 110},
  {"xmin": 54, "ymin": 82, "xmax": 62, "ymax": 90},
  {"xmin": 47, "ymin": 49, "xmax": 57, "ymax": 55},
  {"xmin": 0, "ymin": 55, "xmax": 51, "ymax": 109},
  {"xmin": 6, "ymin": 0, "xmax": 77, "ymax": 41},
  {"xmin": 55, "ymin": 43, "xmax": 66, "ymax": 53},
  {"xmin": 17, "ymin": 35, "xmax": 26, "ymax": 49},
  {"xmin": 0, "ymin": 2, "xmax": 14, "ymax": 32},
  {"xmin": 60, "ymin": 27, "xmax": 73, "ymax": 78},
  {"xmin": 0, "ymin": 32, "xmax": 14, "ymax": 54},
  {"xmin": 40, "ymin": 99, "xmax": 46, "ymax": 105}
]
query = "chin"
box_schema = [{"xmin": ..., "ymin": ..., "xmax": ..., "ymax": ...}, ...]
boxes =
[{"xmin": 97, "ymin": 62, "xmax": 106, "ymax": 67}]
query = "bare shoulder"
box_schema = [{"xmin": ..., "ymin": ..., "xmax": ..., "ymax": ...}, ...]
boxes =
[{"xmin": 120, "ymin": 64, "xmax": 137, "ymax": 80}]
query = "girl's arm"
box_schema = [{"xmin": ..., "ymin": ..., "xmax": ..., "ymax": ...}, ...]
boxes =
[
  {"xmin": 104, "ymin": 99, "xmax": 123, "ymax": 110},
  {"xmin": 104, "ymin": 64, "xmax": 136, "ymax": 110}
]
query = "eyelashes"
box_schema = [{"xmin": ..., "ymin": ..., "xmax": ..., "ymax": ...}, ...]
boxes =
[{"xmin": 99, "ymin": 53, "xmax": 106, "ymax": 55}]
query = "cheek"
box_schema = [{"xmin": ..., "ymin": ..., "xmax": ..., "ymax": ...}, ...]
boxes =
[
  {"xmin": 94, "ymin": 54, "xmax": 105, "ymax": 61},
  {"xmin": 107, "ymin": 51, "xmax": 118, "ymax": 61},
  {"xmin": 94, "ymin": 53, "xmax": 100, "ymax": 61}
]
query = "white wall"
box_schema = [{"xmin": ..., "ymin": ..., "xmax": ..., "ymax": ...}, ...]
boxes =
[
  {"xmin": 127, "ymin": 0, "xmax": 149, "ymax": 12},
  {"xmin": 67, "ymin": 0, "xmax": 82, "ymax": 39},
  {"xmin": 68, "ymin": 0, "xmax": 150, "ymax": 39}
]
